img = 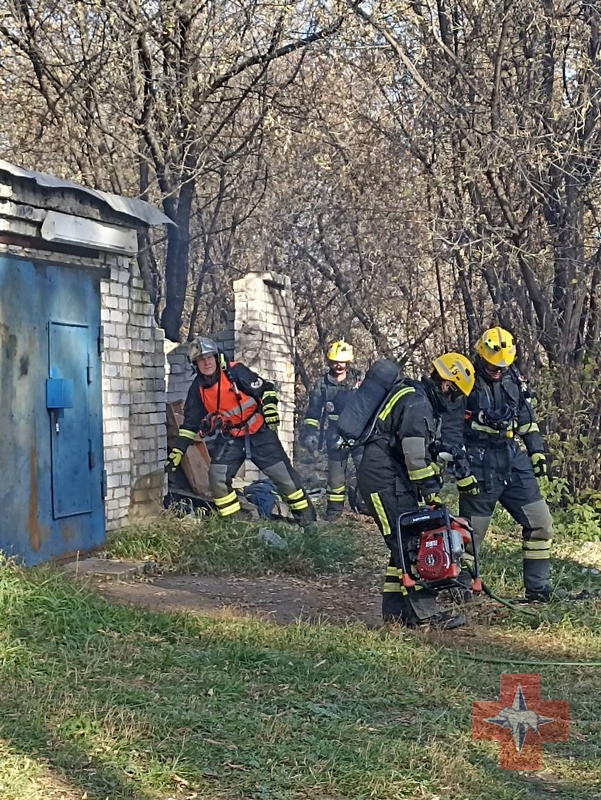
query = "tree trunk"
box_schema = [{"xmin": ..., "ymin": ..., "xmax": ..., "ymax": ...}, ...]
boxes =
[{"xmin": 160, "ymin": 177, "xmax": 196, "ymax": 341}]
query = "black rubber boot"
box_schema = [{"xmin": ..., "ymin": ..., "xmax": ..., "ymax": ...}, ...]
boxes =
[
  {"xmin": 382, "ymin": 593, "xmax": 420, "ymax": 625},
  {"xmin": 325, "ymin": 506, "xmax": 344, "ymax": 522},
  {"xmin": 294, "ymin": 499, "xmax": 318, "ymax": 527},
  {"xmin": 523, "ymin": 558, "xmax": 553, "ymax": 599},
  {"xmin": 525, "ymin": 585, "xmax": 567, "ymax": 602},
  {"xmin": 425, "ymin": 610, "xmax": 467, "ymax": 629},
  {"xmin": 382, "ymin": 595, "xmax": 467, "ymax": 629}
]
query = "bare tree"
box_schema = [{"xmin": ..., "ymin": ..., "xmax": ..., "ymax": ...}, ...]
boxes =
[{"xmin": 1, "ymin": 0, "xmax": 346, "ymax": 339}]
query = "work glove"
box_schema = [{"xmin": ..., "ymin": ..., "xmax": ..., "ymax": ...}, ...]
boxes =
[
  {"xmin": 456, "ymin": 474, "xmax": 480, "ymax": 496},
  {"xmin": 165, "ymin": 448, "xmax": 184, "ymax": 473},
  {"xmin": 448, "ymin": 447, "xmax": 479, "ymax": 495},
  {"xmin": 418, "ymin": 477, "xmax": 444, "ymax": 507},
  {"xmin": 262, "ymin": 402, "xmax": 280, "ymax": 430},
  {"xmin": 304, "ymin": 434, "xmax": 319, "ymax": 454},
  {"xmin": 423, "ymin": 491, "xmax": 443, "ymax": 508},
  {"xmin": 531, "ymin": 452, "xmax": 549, "ymax": 479}
]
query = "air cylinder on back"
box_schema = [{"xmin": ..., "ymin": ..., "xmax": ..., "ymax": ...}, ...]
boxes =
[{"xmin": 336, "ymin": 358, "xmax": 400, "ymax": 444}]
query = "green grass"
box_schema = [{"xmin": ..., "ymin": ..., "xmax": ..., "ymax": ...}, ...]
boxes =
[
  {"xmin": 3, "ymin": 503, "xmax": 601, "ymax": 799},
  {"xmin": 480, "ymin": 503, "xmax": 601, "ymax": 598},
  {"xmin": 102, "ymin": 513, "xmax": 363, "ymax": 577},
  {"xmin": 1, "ymin": 539, "xmax": 601, "ymax": 800}
]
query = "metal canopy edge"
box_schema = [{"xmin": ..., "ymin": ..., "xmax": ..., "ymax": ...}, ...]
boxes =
[{"xmin": 0, "ymin": 159, "xmax": 172, "ymax": 227}]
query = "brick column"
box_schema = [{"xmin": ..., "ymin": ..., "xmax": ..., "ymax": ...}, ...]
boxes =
[
  {"xmin": 233, "ymin": 272, "xmax": 295, "ymax": 462},
  {"xmin": 163, "ymin": 271, "xmax": 296, "ymax": 487},
  {"xmin": 101, "ymin": 257, "xmax": 167, "ymax": 527}
]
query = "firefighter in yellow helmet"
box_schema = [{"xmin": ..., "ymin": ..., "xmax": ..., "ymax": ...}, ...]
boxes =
[
  {"xmin": 301, "ymin": 339, "xmax": 365, "ymax": 520},
  {"xmin": 458, "ymin": 326, "xmax": 559, "ymax": 602},
  {"xmin": 357, "ymin": 352, "xmax": 478, "ymax": 628}
]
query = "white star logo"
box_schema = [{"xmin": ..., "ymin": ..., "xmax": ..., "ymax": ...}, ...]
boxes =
[{"xmin": 484, "ymin": 684, "xmax": 554, "ymax": 753}]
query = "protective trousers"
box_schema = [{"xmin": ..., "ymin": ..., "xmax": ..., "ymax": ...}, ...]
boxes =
[
  {"xmin": 208, "ymin": 426, "xmax": 316, "ymax": 524},
  {"xmin": 325, "ymin": 445, "xmax": 364, "ymax": 518},
  {"xmin": 459, "ymin": 447, "xmax": 553, "ymax": 592},
  {"xmin": 357, "ymin": 447, "xmax": 440, "ymax": 623}
]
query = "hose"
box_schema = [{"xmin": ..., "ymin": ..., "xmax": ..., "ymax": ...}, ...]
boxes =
[
  {"xmin": 451, "ymin": 651, "xmax": 601, "ymax": 667},
  {"xmin": 479, "ymin": 580, "xmax": 540, "ymax": 618},
  {"xmin": 452, "ymin": 580, "xmax": 601, "ymax": 667}
]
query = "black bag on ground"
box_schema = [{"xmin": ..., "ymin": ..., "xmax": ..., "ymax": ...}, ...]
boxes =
[{"xmin": 337, "ymin": 358, "xmax": 401, "ymax": 444}]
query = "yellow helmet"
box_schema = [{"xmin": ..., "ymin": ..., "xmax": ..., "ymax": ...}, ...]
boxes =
[
  {"xmin": 475, "ymin": 327, "xmax": 516, "ymax": 368},
  {"xmin": 431, "ymin": 352, "xmax": 475, "ymax": 397},
  {"xmin": 327, "ymin": 339, "xmax": 354, "ymax": 363}
]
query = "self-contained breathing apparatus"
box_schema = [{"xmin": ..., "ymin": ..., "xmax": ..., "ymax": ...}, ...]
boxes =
[{"xmin": 336, "ymin": 358, "xmax": 401, "ymax": 447}]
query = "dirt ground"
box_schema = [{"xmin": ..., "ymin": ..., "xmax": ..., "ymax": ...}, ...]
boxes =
[
  {"xmin": 94, "ymin": 570, "xmax": 383, "ymax": 627},
  {"xmin": 94, "ymin": 505, "xmax": 386, "ymax": 627},
  {"xmin": 89, "ymin": 509, "xmax": 502, "ymax": 635}
]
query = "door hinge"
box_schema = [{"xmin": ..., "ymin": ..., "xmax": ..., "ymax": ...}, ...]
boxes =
[
  {"xmin": 98, "ymin": 325, "xmax": 105, "ymax": 356},
  {"xmin": 87, "ymin": 353, "xmax": 92, "ymax": 384},
  {"xmin": 101, "ymin": 469, "xmax": 107, "ymax": 499}
]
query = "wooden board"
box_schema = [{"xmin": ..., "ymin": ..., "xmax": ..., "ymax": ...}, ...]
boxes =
[{"xmin": 166, "ymin": 401, "xmax": 211, "ymax": 497}]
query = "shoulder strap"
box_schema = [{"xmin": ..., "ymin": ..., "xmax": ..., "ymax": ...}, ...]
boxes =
[{"xmin": 358, "ymin": 381, "xmax": 414, "ymax": 446}]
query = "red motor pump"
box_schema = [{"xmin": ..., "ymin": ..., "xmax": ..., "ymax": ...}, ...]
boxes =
[{"xmin": 397, "ymin": 505, "xmax": 482, "ymax": 593}]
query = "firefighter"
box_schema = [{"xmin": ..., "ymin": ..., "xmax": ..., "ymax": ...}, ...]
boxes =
[
  {"xmin": 356, "ymin": 353, "xmax": 478, "ymax": 627},
  {"xmin": 165, "ymin": 337, "xmax": 316, "ymax": 525},
  {"xmin": 459, "ymin": 326, "xmax": 559, "ymax": 601},
  {"xmin": 301, "ymin": 339, "xmax": 364, "ymax": 520}
]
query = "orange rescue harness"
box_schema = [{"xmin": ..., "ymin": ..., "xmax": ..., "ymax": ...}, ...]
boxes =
[{"xmin": 199, "ymin": 368, "xmax": 263, "ymax": 437}]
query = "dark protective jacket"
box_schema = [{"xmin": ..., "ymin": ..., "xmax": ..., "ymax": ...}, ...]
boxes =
[
  {"xmin": 463, "ymin": 365, "xmax": 544, "ymax": 454},
  {"xmin": 302, "ymin": 368, "xmax": 361, "ymax": 446},
  {"xmin": 173, "ymin": 362, "xmax": 278, "ymax": 451},
  {"xmin": 364, "ymin": 378, "xmax": 444, "ymax": 493}
]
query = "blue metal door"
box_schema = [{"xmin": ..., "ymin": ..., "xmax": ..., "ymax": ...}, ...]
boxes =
[
  {"xmin": 49, "ymin": 322, "xmax": 92, "ymax": 518},
  {"xmin": 0, "ymin": 255, "xmax": 105, "ymax": 564}
]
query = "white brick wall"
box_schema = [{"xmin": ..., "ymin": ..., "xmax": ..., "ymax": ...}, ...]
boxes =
[
  {"xmin": 233, "ymin": 272, "xmax": 295, "ymax": 461},
  {"xmin": 101, "ymin": 255, "xmax": 167, "ymax": 528},
  {"xmin": 165, "ymin": 343, "xmax": 195, "ymax": 404}
]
